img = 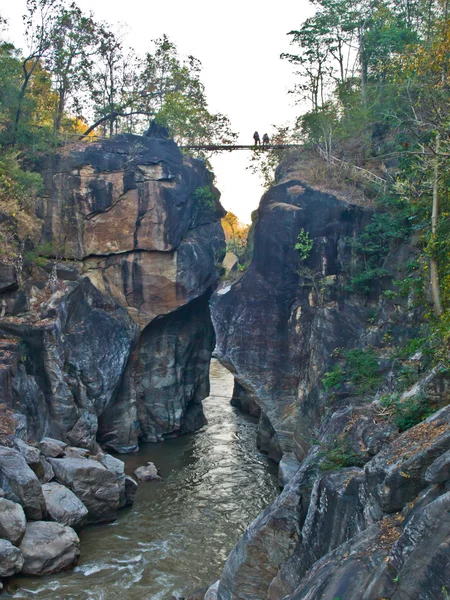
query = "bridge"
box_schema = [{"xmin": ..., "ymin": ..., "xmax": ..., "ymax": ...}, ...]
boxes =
[{"xmin": 179, "ymin": 144, "xmax": 304, "ymax": 151}]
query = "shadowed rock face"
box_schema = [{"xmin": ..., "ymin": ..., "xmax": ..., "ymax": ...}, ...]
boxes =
[
  {"xmin": 211, "ymin": 179, "xmax": 372, "ymax": 457},
  {"xmin": 0, "ymin": 134, "xmax": 225, "ymax": 451},
  {"xmin": 98, "ymin": 292, "xmax": 214, "ymax": 451}
]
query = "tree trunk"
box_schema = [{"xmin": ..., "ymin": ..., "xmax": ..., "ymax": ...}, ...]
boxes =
[
  {"xmin": 359, "ymin": 24, "xmax": 367, "ymax": 110},
  {"xmin": 430, "ymin": 134, "xmax": 443, "ymax": 316}
]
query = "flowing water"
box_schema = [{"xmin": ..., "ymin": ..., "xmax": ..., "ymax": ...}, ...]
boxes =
[{"xmin": 9, "ymin": 360, "xmax": 278, "ymax": 600}]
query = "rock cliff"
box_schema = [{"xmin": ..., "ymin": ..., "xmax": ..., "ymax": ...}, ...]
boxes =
[
  {"xmin": 210, "ymin": 160, "xmax": 450, "ymax": 599},
  {"xmin": 0, "ymin": 134, "xmax": 225, "ymax": 452}
]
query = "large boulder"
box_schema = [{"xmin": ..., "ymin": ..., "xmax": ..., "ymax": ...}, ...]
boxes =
[
  {"xmin": 11, "ymin": 438, "xmax": 40, "ymax": 465},
  {"xmin": 0, "ymin": 446, "xmax": 45, "ymax": 520},
  {"xmin": 39, "ymin": 437, "xmax": 66, "ymax": 458},
  {"xmin": 211, "ymin": 180, "xmax": 372, "ymax": 457},
  {"xmin": 42, "ymin": 482, "xmax": 88, "ymax": 529},
  {"xmin": 19, "ymin": 521, "xmax": 80, "ymax": 575},
  {"xmin": 0, "ymin": 539, "xmax": 24, "ymax": 577},
  {"xmin": 0, "ymin": 498, "xmax": 26, "ymax": 545},
  {"xmin": 48, "ymin": 457, "xmax": 120, "ymax": 523},
  {"xmin": 94, "ymin": 452, "xmax": 127, "ymax": 507},
  {"xmin": 98, "ymin": 291, "xmax": 215, "ymax": 450}
]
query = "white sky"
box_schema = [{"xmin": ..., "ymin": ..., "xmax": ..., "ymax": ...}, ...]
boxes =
[{"xmin": 1, "ymin": 0, "xmax": 313, "ymax": 223}]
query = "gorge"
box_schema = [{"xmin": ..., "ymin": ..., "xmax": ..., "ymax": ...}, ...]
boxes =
[{"xmin": 0, "ymin": 131, "xmax": 449, "ymax": 599}]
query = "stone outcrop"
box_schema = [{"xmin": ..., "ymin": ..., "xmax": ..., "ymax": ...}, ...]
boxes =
[
  {"xmin": 0, "ymin": 446, "xmax": 46, "ymax": 520},
  {"xmin": 211, "ymin": 179, "xmax": 372, "ymax": 458},
  {"xmin": 0, "ymin": 539, "xmax": 24, "ymax": 577},
  {"xmin": 210, "ymin": 162, "xmax": 450, "ymax": 600},
  {"xmin": 0, "ymin": 133, "xmax": 225, "ymax": 452}
]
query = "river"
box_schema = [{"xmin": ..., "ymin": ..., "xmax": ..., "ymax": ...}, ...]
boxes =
[{"xmin": 8, "ymin": 360, "xmax": 278, "ymax": 600}]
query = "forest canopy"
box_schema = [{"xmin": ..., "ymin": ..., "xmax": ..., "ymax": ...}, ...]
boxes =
[{"xmin": 0, "ymin": 0, "xmax": 235, "ymax": 146}]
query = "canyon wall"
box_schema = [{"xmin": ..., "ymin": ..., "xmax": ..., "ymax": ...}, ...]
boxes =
[
  {"xmin": 210, "ymin": 159, "xmax": 450, "ymax": 600},
  {"xmin": 0, "ymin": 134, "xmax": 225, "ymax": 452}
]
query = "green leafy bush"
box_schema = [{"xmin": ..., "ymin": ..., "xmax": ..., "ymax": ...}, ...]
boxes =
[
  {"xmin": 380, "ymin": 393, "xmax": 434, "ymax": 432},
  {"xmin": 295, "ymin": 228, "xmax": 314, "ymax": 261},
  {"xmin": 348, "ymin": 203, "xmax": 412, "ymax": 294},
  {"xmin": 322, "ymin": 367, "xmax": 344, "ymax": 390},
  {"xmin": 322, "ymin": 348, "xmax": 381, "ymax": 394},
  {"xmin": 191, "ymin": 185, "xmax": 216, "ymax": 223},
  {"xmin": 318, "ymin": 437, "xmax": 364, "ymax": 472}
]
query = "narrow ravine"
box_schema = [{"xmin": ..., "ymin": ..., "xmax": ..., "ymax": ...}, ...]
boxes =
[{"xmin": 9, "ymin": 360, "xmax": 278, "ymax": 600}]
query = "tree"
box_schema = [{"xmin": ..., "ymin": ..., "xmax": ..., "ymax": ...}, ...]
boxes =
[
  {"xmin": 13, "ymin": 0, "xmax": 63, "ymax": 142},
  {"xmin": 46, "ymin": 2, "xmax": 99, "ymax": 132}
]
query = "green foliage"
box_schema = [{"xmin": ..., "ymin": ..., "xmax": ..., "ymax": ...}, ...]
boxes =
[
  {"xmin": 322, "ymin": 366, "xmax": 344, "ymax": 390},
  {"xmin": 23, "ymin": 242, "xmax": 56, "ymax": 267},
  {"xmin": 323, "ymin": 348, "xmax": 381, "ymax": 394},
  {"xmin": 348, "ymin": 200, "xmax": 413, "ymax": 293},
  {"xmin": 380, "ymin": 393, "xmax": 434, "ymax": 432},
  {"xmin": 295, "ymin": 228, "xmax": 314, "ymax": 261},
  {"xmin": 318, "ymin": 436, "xmax": 364, "ymax": 472},
  {"xmin": 345, "ymin": 348, "xmax": 381, "ymax": 392},
  {"xmin": 191, "ymin": 186, "xmax": 216, "ymax": 225},
  {"xmin": 0, "ymin": 152, "xmax": 43, "ymax": 210}
]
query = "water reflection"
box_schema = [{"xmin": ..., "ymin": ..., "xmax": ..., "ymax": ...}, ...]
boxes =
[{"xmin": 9, "ymin": 360, "xmax": 278, "ymax": 599}]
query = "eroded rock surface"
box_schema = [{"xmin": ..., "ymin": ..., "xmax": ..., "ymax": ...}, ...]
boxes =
[
  {"xmin": 0, "ymin": 446, "xmax": 45, "ymax": 520},
  {"xmin": 0, "ymin": 133, "xmax": 225, "ymax": 452},
  {"xmin": 211, "ymin": 163, "xmax": 450, "ymax": 600}
]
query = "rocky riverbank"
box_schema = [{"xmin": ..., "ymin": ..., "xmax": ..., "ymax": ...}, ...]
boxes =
[
  {"xmin": 209, "ymin": 157, "xmax": 450, "ymax": 599},
  {"xmin": 0, "ymin": 434, "xmax": 137, "ymax": 590}
]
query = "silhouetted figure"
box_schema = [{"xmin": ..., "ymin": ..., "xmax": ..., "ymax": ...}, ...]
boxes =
[
  {"xmin": 262, "ymin": 133, "xmax": 270, "ymax": 147},
  {"xmin": 253, "ymin": 131, "xmax": 261, "ymax": 146}
]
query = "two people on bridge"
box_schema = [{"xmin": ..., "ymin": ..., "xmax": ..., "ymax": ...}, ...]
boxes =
[{"xmin": 253, "ymin": 132, "xmax": 270, "ymax": 147}]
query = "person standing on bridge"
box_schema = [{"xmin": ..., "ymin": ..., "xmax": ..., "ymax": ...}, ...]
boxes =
[
  {"xmin": 262, "ymin": 133, "xmax": 270, "ymax": 147},
  {"xmin": 253, "ymin": 131, "xmax": 261, "ymax": 146}
]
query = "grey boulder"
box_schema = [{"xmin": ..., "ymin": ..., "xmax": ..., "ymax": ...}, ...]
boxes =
[
  {"xmin": 48, "ymin": 457, "xmax": 120, "ymax": 523},
  {"xmin": 0, "ymin": 498, "xmax": 26, "ymax": 545},
  {"xmin": 19, "ymin": 521, "xmax": 80, "ymax": 575},
  {"xmin": 94, "ymin": 452, "xmax": 127, "ymax": 507},
  {"xmin": 0, "ymin": 446, "xmax": 45, "ymax": 520},
  {"xmin": 0, "ymin": 539, "xmax": 24, "ymax": 577},
  {"xmin": 42, "ymin": 482, "xmax": 88, "ymax": 529},
  {"xmin": 12, "ymin": 438, "xmax": 40, "ymax": 465},
  {"xmin": 134, "ymin": 462, "xmax": 162, "ymax": 482},
  {"xmin": 33, "ymin": 456, "xmax": 55, "ymax": 484},
  {"xmin": 39, "ymin": 438, "xmax": 66, "ymax": 458}
]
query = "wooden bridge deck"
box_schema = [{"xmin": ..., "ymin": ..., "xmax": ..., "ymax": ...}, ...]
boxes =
[{"xmin": 179, "ymin": 144, "xmax": 304, "ymax": 151}]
